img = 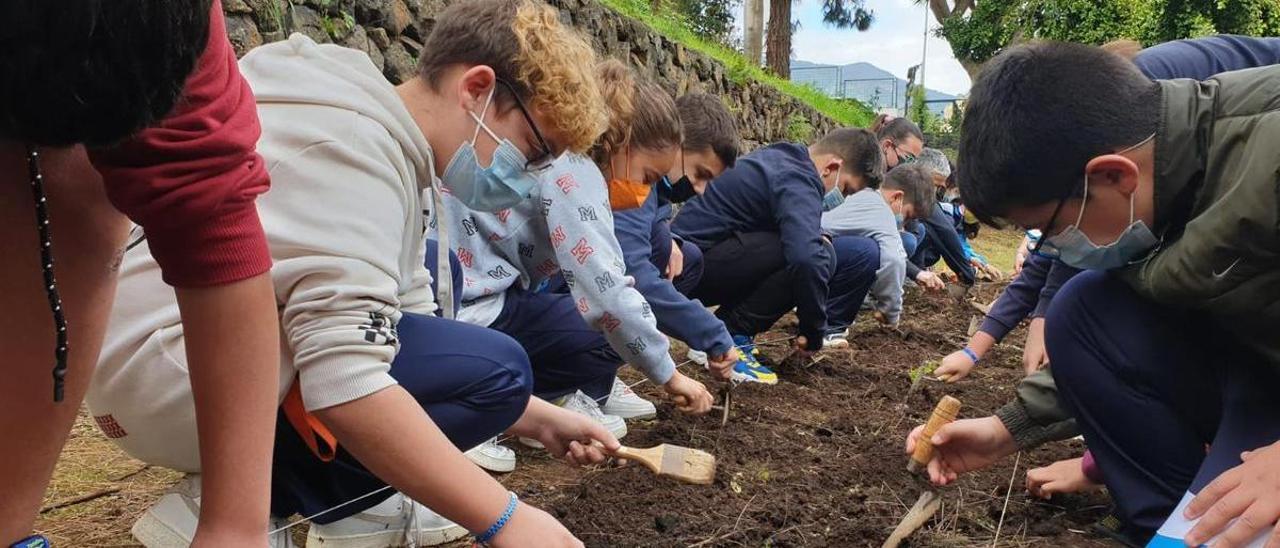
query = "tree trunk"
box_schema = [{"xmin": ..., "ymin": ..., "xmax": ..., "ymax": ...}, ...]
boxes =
[
  {"xmin": 927, "ymin": 0, "xmax": 983, "ymax": 81},
  {"xmin": 765, "ymin": 0, "xmax": 791, "ymax": 77},
  {"xmin": 743, "ymin": 0, "xmax": 764, "ymax": 66}
]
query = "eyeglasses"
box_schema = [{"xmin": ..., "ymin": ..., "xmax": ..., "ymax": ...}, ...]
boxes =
[
  {"xmin": 1024, "ymin": 189, "xmax": 1075, "ymax": 257},
  {"xmin": 494, "ymin": 78, "xmax": 554, "ymax": 172}
]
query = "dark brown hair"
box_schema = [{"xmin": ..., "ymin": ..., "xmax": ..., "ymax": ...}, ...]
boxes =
[
  {"xmin": 882, "ymin": 163, "xmax": 937, "ymax": 216},
  {"xmin": 676, "ymin": 93, "xmax": 740, "ymax": 168},
  {"xmin": 589, "ymin": 60, "xmax": 681, "ymax": 167},
  {"xmin": 812, "ymin": 128, "xmax": 885, "ymax": 188},
  {"xmin": 0, "ymin": 0, "xmax": 213, "ymax": 146}
]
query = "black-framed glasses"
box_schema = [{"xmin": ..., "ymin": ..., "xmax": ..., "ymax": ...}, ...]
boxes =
[
  {"xmin": 889, "ymin": 142, "xmax": 917, "ymax": 165},
  {"xmin": 1029, "ymin": 191, "xmax": 1073, "ymax": 258},
  {"xmin": 494, "ymin": 78, "xmax": 554, "ymax": 172}
]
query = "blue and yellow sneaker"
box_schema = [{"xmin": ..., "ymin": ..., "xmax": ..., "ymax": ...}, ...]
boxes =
[{"xmin": 729, "ymin": 335, "xmax": 778, "ymax": 385}]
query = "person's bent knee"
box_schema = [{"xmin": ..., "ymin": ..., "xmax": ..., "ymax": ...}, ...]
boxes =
[
  {"xmin": 479, "ymin": 330, "xmax": 534, "ymax": 414},
  {"xmin": 1045, "ymin": 270, "xmax": 1121, "ymax": 386}
]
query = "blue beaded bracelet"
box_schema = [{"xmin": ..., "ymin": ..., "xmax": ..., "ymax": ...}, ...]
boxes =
[
  {"xmin": 475, "ymin": 492, "xmax": 518, "ymax": 545},
  {"xmin": 961, "ymin": 347, "xmax": 980, "ymax": 364}
]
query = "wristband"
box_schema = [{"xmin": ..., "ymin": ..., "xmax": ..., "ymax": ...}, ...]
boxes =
[
  {"xmin": 475, "ymin": 491, "xmax": 518, "ymax": 545},
  {"xmin": 961, "ymin": 347, "xmax": 980, "ymax": 364},
  {"xmin": 11, "ymin": 536, "xmax": 50, "ymax": 548}
]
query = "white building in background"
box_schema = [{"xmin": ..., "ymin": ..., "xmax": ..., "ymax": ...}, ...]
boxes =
[{"xmin": 791, "ymin": 60, "xmax": 958, "ymax": 117}]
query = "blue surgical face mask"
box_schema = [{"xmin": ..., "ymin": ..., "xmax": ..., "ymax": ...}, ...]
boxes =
[
  {"xmin": 894, "ymin": 212, "xmax": 906, "ymax": 226},
  {"xmin": 1043, "ymin": 176, "xmax": 1158, "ymax": 270},
  {"xmin": 820, "ymin": 164, "xmax": 845, "ymax": 212},
  {"xmin": 441, "ymin": 87, "xmax": 540, "ymax": 212}
]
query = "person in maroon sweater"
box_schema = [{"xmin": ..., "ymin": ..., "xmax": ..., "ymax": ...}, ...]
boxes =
[{"xmin": 0, "ymin": 1, "xmax": 278, "ymax": 546}]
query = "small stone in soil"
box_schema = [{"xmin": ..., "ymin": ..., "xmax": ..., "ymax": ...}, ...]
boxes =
[{"xmin": 654, "ymin": 514, "xmax": 679, "ymax": 533}]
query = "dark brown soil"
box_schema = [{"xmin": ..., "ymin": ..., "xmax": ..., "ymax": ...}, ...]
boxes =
[{"xmin": 496, "ymin": 284, "xmax": 1113, "ymax": 547}]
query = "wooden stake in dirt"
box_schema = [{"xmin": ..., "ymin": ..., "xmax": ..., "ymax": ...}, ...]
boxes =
[
  {"xmin": 907, "ymin": 396, "xmax": 962, "ymax": 474},
  {"xmin": 606, "ymin": 443, "xmax": 716, "ymax": 485},
  {"xmin": 881, "ymin": 490, "xmax": 942, "ymax": 548}
]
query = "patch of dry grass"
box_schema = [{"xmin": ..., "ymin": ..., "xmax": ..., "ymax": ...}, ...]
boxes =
[{"xmin": 35, "ymin": 411, "xmax": 180, "ymax": 546}]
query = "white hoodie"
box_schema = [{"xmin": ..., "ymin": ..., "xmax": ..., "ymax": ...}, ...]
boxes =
[{"xmin": 88, "ymin": 35, "xmax": 440, "ymax": 471}]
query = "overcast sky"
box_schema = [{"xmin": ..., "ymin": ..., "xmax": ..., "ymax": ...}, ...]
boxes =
[{"xmin": 784, "ymin": 0, "xmax": 972, "ymax": 96}]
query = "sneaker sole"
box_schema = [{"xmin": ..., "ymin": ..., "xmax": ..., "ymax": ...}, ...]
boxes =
[
  {"xmin": 306, "ymin": 523, "xmax": 468, "ymax": 548},
  {"xmin": 601, "ymin": 404, "xmax": 658, "ymax": 420},
  {"xmin": 731, "ymin": 372, "xmax": 779, "ymax": 386},
  {"xmin": 132, "ymin": 498, "xmax": 195, "ymax": 548},
  {"xmin": 465, "ymin": 449, "xmax": 517, "ymax": 473}
]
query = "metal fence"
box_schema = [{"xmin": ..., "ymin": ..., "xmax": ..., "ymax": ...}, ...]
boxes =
[{"xmin": 791, "ymin": 66, "xmax": 900, "ymax": 111}]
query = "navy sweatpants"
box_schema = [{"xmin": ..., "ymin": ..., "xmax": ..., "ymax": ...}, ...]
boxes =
[
  {"xmin": 488, "ymin": 288, "xmax": 623, "ymax": 403},
  {"xmin": 269, "ymin": 240, "xmax": 533, "ymax": 522},
  {"xmin": 650, "ymin": 229, "xmax": 705, "ymax": 297},
  {"xmin": 823, "ymin": 235, "xmax": 880, "ymax": 334},
  {"xmin": 269, "ymin": 311, "xmax": 533, "ymax": 522},
  {"xmin": 1046, "ymin": 271, "xmax": 1280, "ymax": 538}
]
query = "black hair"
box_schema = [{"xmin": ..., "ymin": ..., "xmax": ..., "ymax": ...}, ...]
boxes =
[
  {"xmin": 875, "ymin": 116, "xmax": 923, "ymax": 145},
  {"xmin": 882, "ymin": 164, "xmax": 937, "ymax": 217},
  {"xmin": 957, "ymin": 41, "xmax": 1160, "ymax": 225},
  {"xmin": 677, "ymin": 93, "xmax": 741, "ymax": 168},
  {"xmin": 0, "ymin": 0, "xmax": 213, "ymax": 147},
  {"xmin": 812, "ymin": 127, "xmax": 886, "ymax": 188}
]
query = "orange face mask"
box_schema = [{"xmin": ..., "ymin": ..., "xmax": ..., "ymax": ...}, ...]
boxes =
[{"xmin": 607, "ymin": 147, "xmax": 651, "ymax": 211}]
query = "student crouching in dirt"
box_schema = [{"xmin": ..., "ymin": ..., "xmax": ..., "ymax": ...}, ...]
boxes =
[
  {"xmin": 876, "ymin": 118, "xmax": 976, "ymax": 292},
  {"xmin": 671, "ymin": 128, "xmax": 888, "ymax": 385},
  {"xmin": 91, "ymin": 1, "xmax": 622, "ymax": 546},
  {"xmin": 441, "ymin": 59, "xmax": 714, "ymax": 474},
  {"xmin": 821, "ymin": 161, "xmax": 945, "ymax": 350},
  {"xmin": 905, "ymin": 40, "xmax": 1280, "ymax": 547},
  {"xmin": 609, "ymin": 93, "xmax": 746, "ymax": 389}
]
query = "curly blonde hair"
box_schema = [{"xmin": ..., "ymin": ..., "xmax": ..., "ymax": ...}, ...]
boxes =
[
  {"xmin": 513, "ymin": 1, "xmax": 608, "ymax": 153},
  {"xmin": 418, "ymin": 0, "xmax": 606, "ymax": 154},
  {"xmin": 587, "ymin": 59, "xmax": 682, "ymax": 168}
]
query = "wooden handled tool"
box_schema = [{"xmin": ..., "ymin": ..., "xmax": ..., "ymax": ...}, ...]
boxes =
[
  {"xmin": 907, "ymin": 396, "xmax": 961, "ymax": 474},
  {"xmin": 881, "ymin": 490, "xmax": 942, "ymax": 548},
  {"xmin": 605, "ymin": 443, "xmax": 716, "ymax": 485}
]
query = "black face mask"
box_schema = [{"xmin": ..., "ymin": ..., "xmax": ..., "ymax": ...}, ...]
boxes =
[{"xmin": 661, "ymin": 175, "xmax": 698, "ymax": 204}]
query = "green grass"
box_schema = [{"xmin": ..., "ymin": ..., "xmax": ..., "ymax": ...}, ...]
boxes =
[
  {"xmin": 968, "ymin": 227, "xmax": 1025, "ymax": 274},
  {"xmin": 597, "ymin": 0, "xmax": 875, "ymax": 128}
]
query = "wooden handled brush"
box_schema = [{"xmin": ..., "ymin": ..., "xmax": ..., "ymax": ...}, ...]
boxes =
[
  {"xmin": 907, "ymin": 396, "xmax": 961, "ymax": 474},
  {"xmin": 601, "ymin": 443, "xmax": 717, "ymax": 485}
]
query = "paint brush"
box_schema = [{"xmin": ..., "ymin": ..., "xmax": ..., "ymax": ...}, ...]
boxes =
[{"xmin": 606, "ymin": 443, "xmax": 717, "ymax": 485}]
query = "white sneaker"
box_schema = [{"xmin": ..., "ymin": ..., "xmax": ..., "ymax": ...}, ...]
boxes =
[
  {"xmin": 521, "ymin": 391, "xmax": 627, "ymax": 448},
  {"xmin": 601, "ymin": 377, "xmax": 657, "ymax": 419},
  {"xmin": 465, "ymin": 437, "xmax": 517, "ymax": 473},
  {"xmin": 306, "ymin": 492, "xmax": 468, "ymax": 547},
  {"xmin": 822, "ymin": 329, "xmax": 850, "ymax": 349},
  {"xmin": 687, "ymin": 348, "xmax": 709, "ymax": 366},
  {"xmin": 132, "ymin": 475, "xmax": 297, "ymax": 548}
]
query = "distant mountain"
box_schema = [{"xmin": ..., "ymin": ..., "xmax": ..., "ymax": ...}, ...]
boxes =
[{"xmin": 791, "ymin": 60, "xmax": 958, "ymax": 116}]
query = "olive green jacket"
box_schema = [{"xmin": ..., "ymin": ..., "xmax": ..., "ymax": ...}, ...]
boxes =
[
  {"xmin": 1121, "ymin": 67, "xmax": 1280, "ymax": 371},
  {"xmin": 996, "ymin": 65, "xmax": 1280, "ymax": 450}
]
